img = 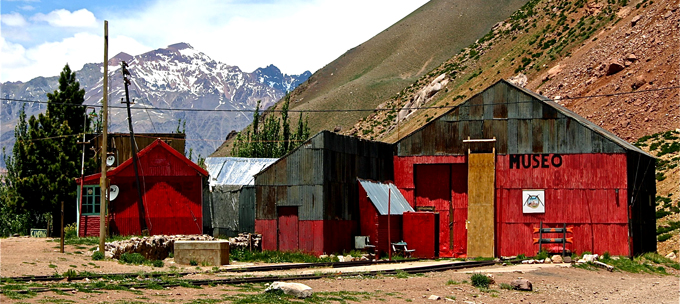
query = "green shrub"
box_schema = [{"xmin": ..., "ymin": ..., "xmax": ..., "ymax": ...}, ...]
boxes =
[
  {"xmin": 535, "ymin": 249, "xmax": 549, "ymax": 260},
  {"xmin": 658, "ymin": 234, "xmax": 672, "ymax": 242},
  {"xmin": 656, "ymin": 210, "xmax": 672, "ymax": 219},
  {"xmin": 152, "ymin": 260, "xmax": 164, "ymax": 267},
  {"xmin": 63, "ymin": 269, "xmax": 77, "ymax": 278},
  {"xmin": 92, "ymin": 251, "xmax": 104, "ymax": 261},
  {"xmin": 64, "ymin": 223, "xmax": 78, "ymax": 239},
  {"xmin": 189, "ymin": 260, "xmax": 198, "ymax": 266},
  {"xmin": 120, "ymin": 253, "xmax": 146, "ymax": 265},
  {"xmin": 500, "ymin": 283, "xmax": 513, "ymax": 290},
  {"xmin": 470, "ymin": 273, "xmax": 491, "ymax": 288}
]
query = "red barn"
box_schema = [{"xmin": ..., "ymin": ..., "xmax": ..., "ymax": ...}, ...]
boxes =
[
  {"xmin": 77, "ymin": 139, "xmax": 208, "ymax": 237},
  {"xmin": 394, "ymin": 80, "xmax": 656, "ymax": 258}
]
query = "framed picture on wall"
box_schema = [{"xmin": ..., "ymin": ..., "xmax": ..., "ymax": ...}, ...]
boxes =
[{"xmin": 522, "ymin": 189, "xmax": 545, "ymax": 213}]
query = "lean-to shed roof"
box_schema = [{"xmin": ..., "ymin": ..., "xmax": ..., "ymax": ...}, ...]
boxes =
[{"xmin": 359, "ymin": 179, "xmax": 414, "ymax": 215}]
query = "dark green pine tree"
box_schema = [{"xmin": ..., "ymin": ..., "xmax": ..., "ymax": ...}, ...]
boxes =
[{"xmin": 3, "ymin": 64, "xmax": 86, "ymax": 234}]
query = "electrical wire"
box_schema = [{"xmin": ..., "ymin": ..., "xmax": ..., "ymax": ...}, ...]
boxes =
[{"xmin": 1, "ymin": 85, "xmax": 678, "ymax": 114}]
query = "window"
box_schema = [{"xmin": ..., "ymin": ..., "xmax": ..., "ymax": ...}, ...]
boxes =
[{"xmin": 82, "ymin": 186, "xmax": 101, "ymax": 215}]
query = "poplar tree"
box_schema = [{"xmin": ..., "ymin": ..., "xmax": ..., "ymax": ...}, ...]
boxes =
[{"xmin": 232, "ymin": 96, "xmax": 310, "ymax": 158}]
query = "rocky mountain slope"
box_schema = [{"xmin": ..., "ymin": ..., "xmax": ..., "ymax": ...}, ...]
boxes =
[
  {"xmin": 210, "ymin": 0, "xmax": 529, "ymax": 156},
  {"xmin": 0, "ymin": 43, "xmax": 310, "ymax": 165}
]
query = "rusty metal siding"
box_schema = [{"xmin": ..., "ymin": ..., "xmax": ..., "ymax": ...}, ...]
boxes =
[
  {"xmin": 255, "ymin": 131, "xmax": 392, "ymax": 224},
  {"xmin": 92, "ymin": 133, "xmax": 186, "ymax": 167},
  {"xmin": 395, "ymin": 80, "xmax": 646, "ymax": 157},
  {"xmin": 239, "ymin": 186, "xmax": 256, "ymax": 233}
]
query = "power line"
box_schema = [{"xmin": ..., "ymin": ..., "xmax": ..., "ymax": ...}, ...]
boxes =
[{"xmin": 1, "ymin": 85, "xmax": 678, "ymax": 114}]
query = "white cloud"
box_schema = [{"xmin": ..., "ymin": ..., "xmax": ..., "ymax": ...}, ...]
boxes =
[
  {"xmin": 1, "ymin": 33, "xmax": 151, "ymax": 82},
  {"xmin": 1, "ymin": 1, "xmax": 428, "ymax": 81},
  {"xmin": 1, "ymin": 12, "xmax": 28, "ymax": 27},
  {"xmin": 19, "ymin": 5, "xmax": 36, "ymax": 11},
  {"xmin": 105, "ymin": 0, "xmax": 427, "ymax": 74},
  {"xmin": 32, "ymin": 8, "xmax": 98, "ymax": 28}
]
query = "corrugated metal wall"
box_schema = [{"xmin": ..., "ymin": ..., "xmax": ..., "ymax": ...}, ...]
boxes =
[
  {"xmin": 254, "ymin": 131, "xmax": 393, "ymax": 254},
  {"xmin": 80, "ymin": 142, "xmax": 205, "ymax": 237},
  {"xmin": 255, "ymin": 131, "xmax": 393, "ymax": 221},
  {"xmin": 396, "ymin": 81, "xmax": 627, "ymax": 156},
  {"xmin": 209, "ymin": 185, "xmax": 241, "ymax": 237},
  {"xmin": 239, "ymin": 186, "xmax": 256, "ymax": 234}
]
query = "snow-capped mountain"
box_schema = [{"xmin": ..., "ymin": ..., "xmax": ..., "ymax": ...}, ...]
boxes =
[{"xmin": 0, "ymin": 43, "xmax": 311, "ymax": 165}]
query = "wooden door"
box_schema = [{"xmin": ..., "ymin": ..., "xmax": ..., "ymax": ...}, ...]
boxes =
[
  {"xmin": 467, "ymin": 153, "xmax": 495, "ymax": 257},
  {"xmin": 277, "ymin": 206, "xmax": 299, "ymax": 251}
]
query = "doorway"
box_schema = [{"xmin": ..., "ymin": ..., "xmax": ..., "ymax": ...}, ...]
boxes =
[{"xmin": 277, "ymin": 206, "xmax": 299, "ymax": 251}]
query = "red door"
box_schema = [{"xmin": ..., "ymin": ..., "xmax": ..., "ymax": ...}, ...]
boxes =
[
  {"xmin": 277, "ymin": 206, "xmax": 299, "ymax": 251},
  {"xmin": 450, "ymin": 163, "xmax": 468, "ymax": 257},
  {"xmin": 415, "ymin": 164, "xmax": 453, "ymax": 257}
]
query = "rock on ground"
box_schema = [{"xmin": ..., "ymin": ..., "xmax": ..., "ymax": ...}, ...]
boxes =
[
  {"xmin": 265, "ymin": 282, "xmax": 313, "ymax": 298},
  {"xmin": 511, "ymin": 278, "xmax": 533, "ymax": 291}
]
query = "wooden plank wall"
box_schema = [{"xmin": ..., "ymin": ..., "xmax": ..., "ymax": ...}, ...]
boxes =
[
  {"xmin": 396, "ymin": 81, "xmax": 627, "ymax": 156},
  {"xmin": 467, "ymin": 153, "xmax": 495, "ymax": 257}
]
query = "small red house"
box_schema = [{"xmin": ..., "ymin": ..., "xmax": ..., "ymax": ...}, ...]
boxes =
[{"xmin": 77, "ymin": 139, "xmax": 208, "ymax": 237}]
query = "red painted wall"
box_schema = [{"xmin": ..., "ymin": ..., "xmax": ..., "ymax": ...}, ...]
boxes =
[
  {"xmin": 496, "ymin": 153, "xmax": 629, "ymax": 256},
  {"xmin": 79, "ymin": 141, "xmax": 206, "ymax": 237},
  {"xmin": 403, "ymin": 212, "xmax": 438, "ymax": 258},
  {"xmin": 323, "ymin": 220, "xmax": 359, "ymax": 255},
  {"xmin": 395, "ymin": 156, "xmax": 468, "ymax": 258},
  {"xmin": 359, "ymin": 184, "xmax": 403, "ymax": 257},
  {"xmin": 79, "ymin": 215, "xmax": 100, "ymax": 237},
  {"xmin": 108, "ymin": 176, "xmax": 202, "ymax": 236},
  {"xmin": 255, "ymin": 219, "xmax": 277, "ymax": 251},
  {"xmin": 394, "ymin": 153, "xmax": 630, "ymax": 257},
  {"xmin": 277, "ymin": 207, "xmax": 299, "ymax": 251},
  {"xmin": 256, "ymin": 218, "xmax": 355, "ymax": 255}
]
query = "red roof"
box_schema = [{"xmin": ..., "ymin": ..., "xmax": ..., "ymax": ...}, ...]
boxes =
[{"xmin": 78, "ymin": 139, "xmax": 207, "ymax": 184}]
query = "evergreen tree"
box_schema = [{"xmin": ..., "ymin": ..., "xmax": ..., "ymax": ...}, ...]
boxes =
[{"xmin": 2, "ymin": 64, "xmax": 86, "ymax": 235}]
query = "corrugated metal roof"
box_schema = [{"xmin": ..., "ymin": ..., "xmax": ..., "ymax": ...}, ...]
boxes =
[
  {"xmin": 206, "ymin": 157, "xmax": 277, "ymax": 187},
  {"xmin": 358, "ymin": 179, "xmax": 414, "ymax": 215}
]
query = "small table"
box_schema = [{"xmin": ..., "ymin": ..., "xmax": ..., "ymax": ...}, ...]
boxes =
[{"xmin": 391, "ymin": 241, "xmax": 415, "ymax": 257}]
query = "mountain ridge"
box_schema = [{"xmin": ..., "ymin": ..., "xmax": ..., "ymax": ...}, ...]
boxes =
[{"xmin": 0, "ymin": 43, "xmax": 311, "ymax": 166}]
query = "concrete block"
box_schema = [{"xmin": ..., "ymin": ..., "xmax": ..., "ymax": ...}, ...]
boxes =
[{"xmin": 174, "ymin": 240, "xmax": 230, "ymax": 266}]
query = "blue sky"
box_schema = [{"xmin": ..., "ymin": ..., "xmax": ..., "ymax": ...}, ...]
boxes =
[{"xmin": 1, "ymin": 0, "xmax": 429, "ymax": 82}]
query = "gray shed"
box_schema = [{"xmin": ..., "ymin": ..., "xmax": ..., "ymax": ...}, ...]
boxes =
[{"xmin": 204, "ymin": 157, "xmax": 277, "ymax": 237}]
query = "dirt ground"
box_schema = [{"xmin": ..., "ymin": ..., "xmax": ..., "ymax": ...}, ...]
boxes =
[{"xmin": 1, "ymin": 237, "xmax": 679, "ymax": 303}]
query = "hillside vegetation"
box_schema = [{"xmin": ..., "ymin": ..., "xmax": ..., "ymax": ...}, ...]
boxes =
[
  {"xmin": 211, "ymin": 0, "xmax": 528, "ymax": 156},
  {"xmin": 635, "ymin": 130, "xmax": 680, "ymax": 257},
  {"xmin": 348, "ymin": 0, "xmax": 678, "ymax": 142}
]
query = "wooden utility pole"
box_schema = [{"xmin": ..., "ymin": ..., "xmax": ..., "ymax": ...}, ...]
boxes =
[
  {"xmin": 60, "ymin": 201, "xmax": 64, "ymax": 253},
  {"xmin": 99, "ymin": 20, "xmax": 109, "ymax": 253},
  {"xmin": 121, "ymin": 61, "xmax": 147, "ymax": 234}
]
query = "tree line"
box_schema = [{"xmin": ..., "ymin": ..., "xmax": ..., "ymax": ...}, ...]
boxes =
[{"xmin": 231, "ymin": 94, "xmax": 311, "ymax": 158}]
